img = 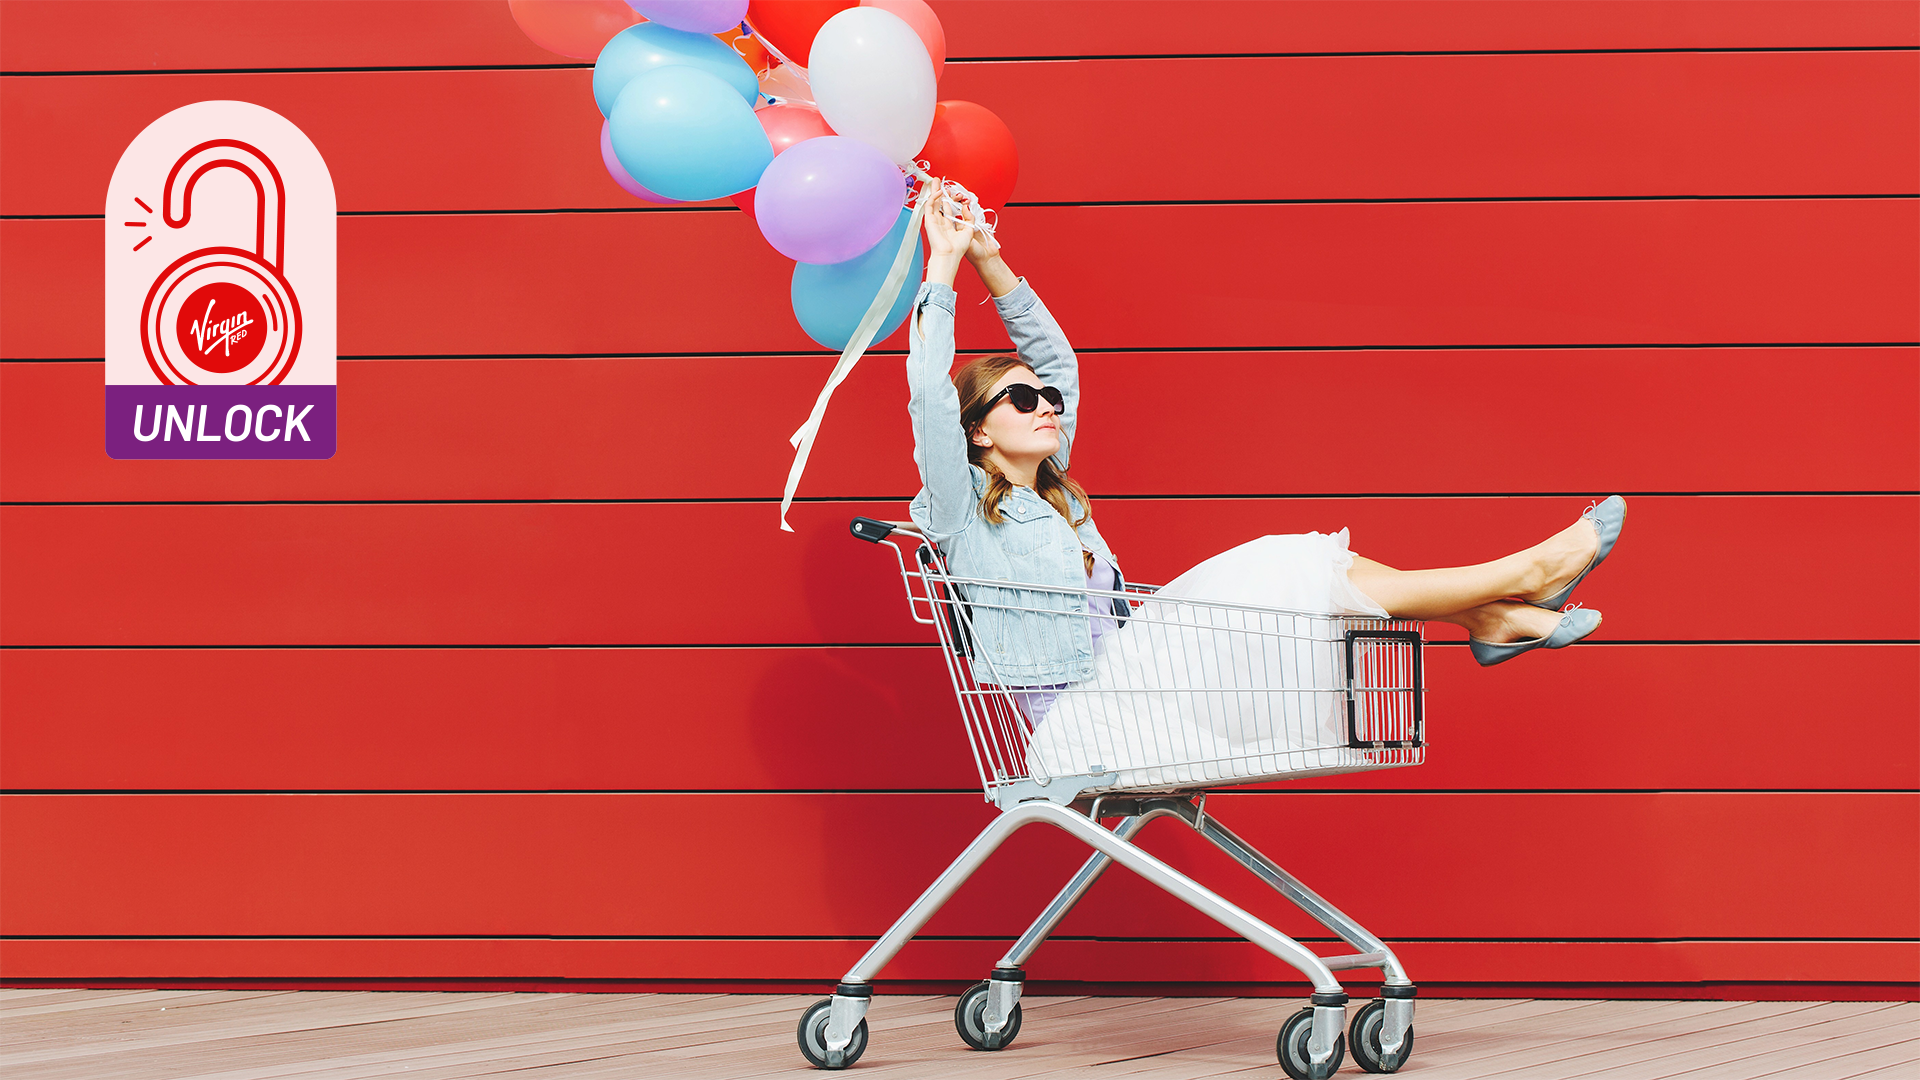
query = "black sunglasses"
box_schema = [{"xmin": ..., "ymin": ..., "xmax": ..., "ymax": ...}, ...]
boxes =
[{"xmin": 983, "ymin": 383, "xmax": 1064, "ymax": 414}]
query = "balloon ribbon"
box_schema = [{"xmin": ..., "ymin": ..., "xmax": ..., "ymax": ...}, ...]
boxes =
[
  {"xmin": 779, "ymin": 183, "xmax": 934, "ymax": 531},
  {"xmin": 778, "ymin": 171, "xmax": 996, "ymax": 531}
]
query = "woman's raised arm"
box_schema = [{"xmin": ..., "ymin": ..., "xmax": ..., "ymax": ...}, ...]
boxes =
[
  {"xmin": 971, "ymin": 241, "xmax": 1080, "ymax": 472},
  {"xmin": 905, "ymin": 196, "xmax": 978, "ymax": 540}
]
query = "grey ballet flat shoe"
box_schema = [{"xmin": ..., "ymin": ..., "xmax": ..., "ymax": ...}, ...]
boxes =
[
  {"xmin": 1529, "ymin": 495, "xmax": 1627, "ymax": 611},
  {"xmin": 1468, "ymin": 606, "xmax": 1603, "ymax": 667}
]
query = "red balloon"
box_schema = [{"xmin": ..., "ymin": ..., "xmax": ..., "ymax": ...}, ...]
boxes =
[
  {"xmin": 732, "ymin": 104, "xmax": 836, "ymax": 220},
  {"xmin": 508, "ymin": 0, "xmax": 644, "ymax": 60},
  {"xmin": 917, "ymin": 100, "xmax": 1019, "ymax": 210},
  {"xmin": 744, "ymin": 0, "xmax": 854, "ymax": 67}
]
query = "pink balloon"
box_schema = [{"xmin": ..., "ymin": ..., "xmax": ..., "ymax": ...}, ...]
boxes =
[
  {"xmin": 628, "ymin": 0, "xmax": 749, "ymax": 34},
  {"xmin": 756, "ymin": 136, "xmax": 905, "ymax": 264},
  {"xmin": 509, "ymin": 0, "xmax": 645, "ymax": 60},
  {"xmin": 757, "ymin": 103, "xmax": 836, "ymax": 154},
  {"xmin": 859, "ymin": 0, "xmax": 944, "ymax": 80},
  {"xmin": 600, "ymin": 119, "xmax": 684, "ymax": 204}
]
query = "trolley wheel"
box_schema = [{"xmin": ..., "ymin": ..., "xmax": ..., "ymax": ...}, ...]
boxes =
[
  {"xmin": 796, "ymin": 998, "xmax": 869, "ymax": 1070},
  {"xmin": 1349, "ymin": 998, "xmax": 1415, "ymax": 1073},
  {"xmin": 1276, "ymin": 1007, "xmax": 1346, "ymax": 1080},
  {"xmin": 954, "ymin": 980, "xmax": 1023, "ymax": 1050}
]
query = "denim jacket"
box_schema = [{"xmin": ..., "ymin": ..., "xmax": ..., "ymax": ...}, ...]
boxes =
[{"xmin": 906, "ymin": 278, "xmax": 1124, "ymax": 684}]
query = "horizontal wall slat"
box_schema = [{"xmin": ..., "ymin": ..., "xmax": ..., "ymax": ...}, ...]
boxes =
[
  {"xmin": 3, "ymin": 938, "xmax": 1912, "ymax": 987},
  {"xmin": 933, "ymin": 1, "xmax": 1920, "ymax": 56},
  {"xmin": 2, "ymin": 1, "xmax": 1912, "ymax": 73},
  {"xmin": 7, "ymin": 50, "xmax": 1915, "ymax": 215},
  {"xmin": 1, "ymin": 497, "xmax": 1913, "ymax": 646},
  {"xmin": 2, "ymin": 645, "xmax": 1913, "ymax": 793},
  {"xmin": 7, "ymin": 200, "xmax": 1916, "ymax": 359},
  {"xmin": 0, "ymin": 1, "xmax": 560, "ymax": 72},
  {"xmin": 6, "ymin": 349, "xmax": 1914, "ymax": 504},
  {"xmin": 2, "ymin": 792, "xmax": 1911, "ymax": 938}
]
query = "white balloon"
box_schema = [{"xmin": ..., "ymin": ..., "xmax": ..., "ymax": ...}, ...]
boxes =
[{"xmin": 807, "ymin": 8, "xmax": 936, "ymax": 165}]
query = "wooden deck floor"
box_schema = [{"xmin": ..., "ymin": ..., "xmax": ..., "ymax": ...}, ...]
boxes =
[{"xmin": 2, "ymin": 990, "xmax": 1914, "ymax": 1080}]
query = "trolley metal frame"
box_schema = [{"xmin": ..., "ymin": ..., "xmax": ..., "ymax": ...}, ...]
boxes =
[{"xmin": 797, "ymin": 518, "xmax": 1429, "ymax": 1078}]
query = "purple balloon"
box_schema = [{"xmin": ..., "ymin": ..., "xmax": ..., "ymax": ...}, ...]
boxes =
[
  {"xmin": 756, "ymin": 136, "xmax": 906, "ymax": 265},
  {"xmin": 600, "ymin": 119, "xmax": 683, "ymax": 205},
  {"xmin": 627, "ymin": 0, "xmax": 748, "ymax": 34}
]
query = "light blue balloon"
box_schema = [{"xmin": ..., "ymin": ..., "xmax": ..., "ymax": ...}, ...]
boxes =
[
  {"xmin": 792, "ymin": 208, "xmax": 923, "ymax": 350},
  {"xmin": 592, "ymin": 22, "xmax": 757, "ymax": 117},
  {"xmin": 610, "ymin": 66, "xmax": 773, "ymax": 201}
]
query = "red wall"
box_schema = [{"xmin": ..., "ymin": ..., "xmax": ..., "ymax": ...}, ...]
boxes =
[{"xmin": 2, "ymin": 0, "xmax": 1916, "ymax": 997}]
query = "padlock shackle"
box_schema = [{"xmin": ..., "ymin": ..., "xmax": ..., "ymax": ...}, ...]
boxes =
[{"xmin": 162, "ymin": 139, "xmax": 288, "ymax": 271}]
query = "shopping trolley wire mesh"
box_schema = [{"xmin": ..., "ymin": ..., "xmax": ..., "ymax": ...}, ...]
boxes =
[{"xmin": 864, "ymin": 519, "xmax": 1426, "ymax": 807}]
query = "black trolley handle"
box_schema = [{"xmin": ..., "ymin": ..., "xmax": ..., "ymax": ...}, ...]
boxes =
[{"xmin": 849, "ymin": 516, "xmax": 923, "ymax": 544}]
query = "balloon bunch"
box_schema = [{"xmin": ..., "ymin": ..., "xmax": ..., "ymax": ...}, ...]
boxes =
[
  {"xmin": 511, "ymin": 0, "xmax": 1019, "ymax": 528},
  {"xmin": 509, "ymin": 0, "xmax": 1020, "ymax": 351}
]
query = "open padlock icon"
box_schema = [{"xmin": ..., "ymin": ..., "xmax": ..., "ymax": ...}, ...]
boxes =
[{"xmin": 139, "ymin": 139, "xmax": 303, "ymax": 385}]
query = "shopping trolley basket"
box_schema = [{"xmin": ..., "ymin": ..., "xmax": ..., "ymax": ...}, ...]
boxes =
[{"xmin": 795, "ymin": 517, "xmax": 1428, "ymax": 1078}]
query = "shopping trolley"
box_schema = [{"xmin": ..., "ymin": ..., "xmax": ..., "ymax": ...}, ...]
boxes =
[{"xmin": 795, "ymin": 517, "xmax": 1428, "ymax": 1078}]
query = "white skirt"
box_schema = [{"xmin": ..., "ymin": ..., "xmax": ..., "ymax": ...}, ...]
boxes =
[{"xmin": 1028, "ymin": 530, "xmax": 1391, "ymax": 790}]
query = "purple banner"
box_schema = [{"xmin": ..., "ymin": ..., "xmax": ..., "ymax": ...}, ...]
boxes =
[{"xmin": 105, "ymin": 385, "xmax": 335, "ymax": 459}]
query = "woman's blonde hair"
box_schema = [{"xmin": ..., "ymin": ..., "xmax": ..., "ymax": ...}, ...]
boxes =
[{"xmin": 954, "ymin": 354, "xmax": 1092, "ymax": 538}]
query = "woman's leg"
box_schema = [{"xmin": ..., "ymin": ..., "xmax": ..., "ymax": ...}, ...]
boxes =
[
  {"xmin": 1346, "ymin": 516, "xmax": 1600, "ymax": 624},
  {"xmin": 1438, "ymin": 599, "xmax": 1587, "ymax": 644}
]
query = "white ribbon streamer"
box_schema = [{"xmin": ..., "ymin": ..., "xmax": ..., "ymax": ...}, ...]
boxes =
[
  {"xmin": 778, "ymin": 184, "xmax": 933, "ymax": 531},
  {"xmin": 777, "ymin": 168, "xmax": 998, "ymax": 531}
]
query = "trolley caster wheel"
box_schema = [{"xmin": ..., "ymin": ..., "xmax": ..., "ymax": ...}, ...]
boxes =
[
  {"xmin": 954, "ymin": 980, "xmax": 1023, "ymax": 1050},
  {"xmin": 797, "ymin": 998, "xmax": 868, "ymax": 1070},
  {"xmin": 1277, "ymin": 1007, "xmax": 1346, "ymax": 1080},
  {"xmin": 1350, "ymin": 998, "xmax": 1415, "ymax": 1073}
]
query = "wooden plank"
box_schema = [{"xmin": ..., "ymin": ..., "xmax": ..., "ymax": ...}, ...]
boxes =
[
  {"xmin": 4, "ymin": 991, "xmax": 704, "ymax": 1079},
  {"xmin": 1, "ymin": 793, "xmax": 1913, "ymax": 939},
  {"xmin": 2, "ymin": 644, "xmax": 1913, "ymax": 793},
  {"xmin": 1578, "ymin": 1003, "xmax": 1920, "ymax": 1078},
  {"xmin": 1381, "ymin": 999, "xmax": 1761, "ymax": 1080},
  {"xmin": 8, "ymin": 200, "xmax": 1916, "ymax": 360},
  {"xmin": 2, "ymin": 496, "xmax": 1911, "ymax": 646},
  {"xmin": 1397, "ymin": 1001, "xmax": 1902, "ymax": 1080},
  {"xmin": 0, "ymin": 993, "xmax": 1911, "ymax": 1080},
  {"xmin": 5, "ymin": 51, "xmax": 1914, "ymax": 216},
  {"xmin": 1831, "ymin": 1043, "xmax": 1920, "ymax": 1079},
  {"xmin": 1495, "ymin": 1004, "xmax": 1918, "ymax": 1080},
  {"xmin": 0, "ymin": 989, "xmax": 253, "ymax": 1020},
  {"xmin": 203, "ymin": 995, "xmax": 834, "ymax": 1080},
  {"xmin": 0, "ymin": 989, "xmax": 142, "ymax": 1007},
  {"xmin": 0, "ymin": 993, "xmax": 505, "ymax": 1080},
  {"xmin": 7, "ymin": 348, "xmax": 1914, "ymax": 504},
  {"xmin": 3, "ymin": 1, "xmax": 1913, "ymax": 73},
  {"xmin": 0, "ymin": 990, "xmax": 546, "ymax": 1074}
]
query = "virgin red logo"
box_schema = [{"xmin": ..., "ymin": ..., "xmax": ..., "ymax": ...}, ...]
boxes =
[{"xmin": 173, "ymin": 281, "xmax": 266, "ymax": 374}]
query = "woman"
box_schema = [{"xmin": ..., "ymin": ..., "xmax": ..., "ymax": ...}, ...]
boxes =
[{"xmin": 905, "ymin": 194, "xmax": 1624, "ymax": 780}]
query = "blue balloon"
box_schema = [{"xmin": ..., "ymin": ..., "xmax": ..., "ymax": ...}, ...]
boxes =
[
  {"xmin": 792, "ymin": 208, "xmax": 924, "ymax": 350},
  {"xmin": 611, "ymin": 66, "xmax": 773, "ymax": 201},
  {"xmin": 592, "ymin": 22, "xmax": 757, "ymax": 117}
]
